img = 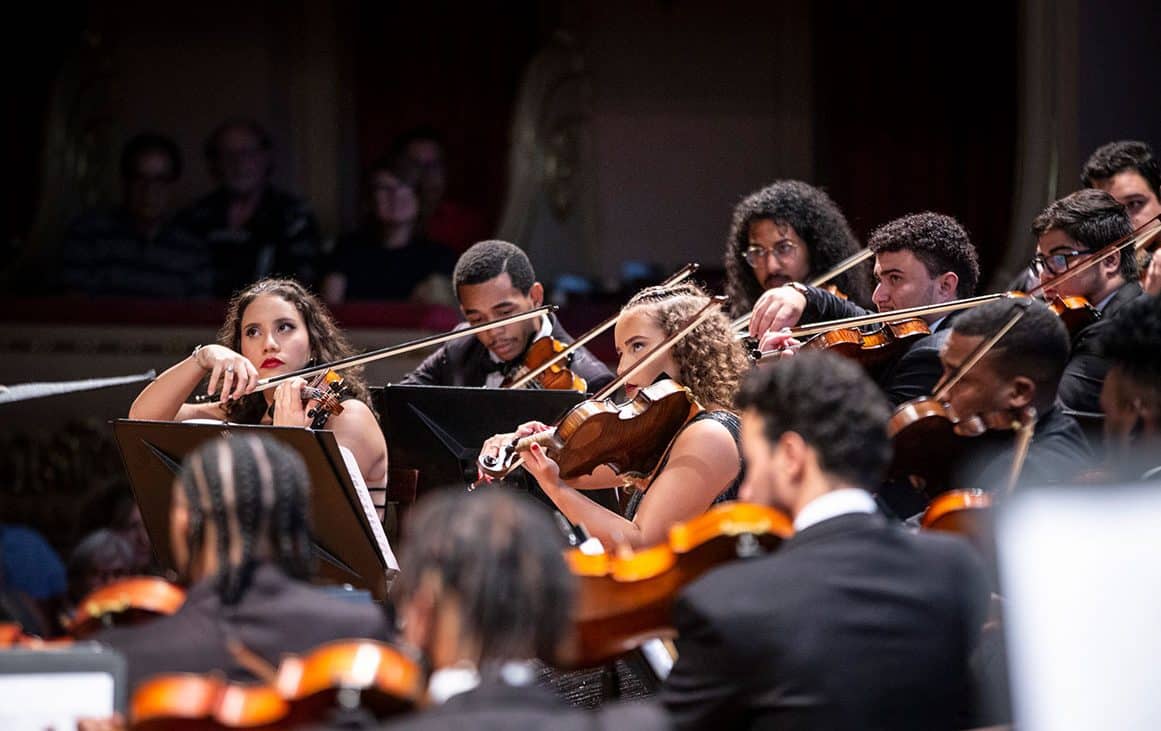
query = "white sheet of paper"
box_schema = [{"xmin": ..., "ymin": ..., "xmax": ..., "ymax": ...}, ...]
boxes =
[
  {"xmin": 998, "ymin": 484, "xmax": 1161, "ymax": 731},
  {"xmin": 338, "ymin": 445, "xmax": 399, "ymax": 573},
  {"xmin": 0, "ymin": 672, "xmax": 115, "ymax": 730}
]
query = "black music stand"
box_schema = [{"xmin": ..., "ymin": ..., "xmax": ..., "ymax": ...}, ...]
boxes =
[
  {"xmin": 111, "ymin": 419, "xmax": 398, "ymax": 600},
  {"xmin": 374, "ymin": 385, "xmax": 618, "ymax": 511}
]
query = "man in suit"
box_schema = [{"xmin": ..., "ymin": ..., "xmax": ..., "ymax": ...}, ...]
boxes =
[
  {"xmin": 95, "ymin": 435, "xmax": 391, "ymax": 690},
  {"xmin": 661, "ymin": 351, "xmax": 989, "ymax": 730},
  {"xmin": 940, "ymin": 298, "xmax": 1094, "ymax": 490},
  {"xmin": 402, "ymin": 240, "xmax": 612, "ymax": 392},
  {"xmin": 750, "ymin": 212, "xmax": 981, "ymax": 406},
  {"xmin": 1030, "ymin": 188, "xmax": 1143, "ymax": 415},
  {"xmin": 384, "ymin": 489, "xmax": 667, "ymax": 730},
  {"xmin": 1082, "ymin": 140, "xmax": 1161, "ymax": 297}
]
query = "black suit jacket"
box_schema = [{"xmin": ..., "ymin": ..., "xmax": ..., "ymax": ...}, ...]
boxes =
[
  {"xmin": 953, "ymin": 403, "xmax": 1094, "ymax": 490},
  {"xmin": 1058, "ymin": 282, "xmax": 1144, "ymax": 414},
  {"xmin": 662, "ymin": 511, "xmax": 988, "ymax": 731},
  {"xmin": 95, "ymin": 563, "xmax": 392, "ymax": 689},
  {"xmin": 800, "ymin": 286, "xmax": 951, "ymax": 406},
  {"xmin": 401, "ymin": 313, "xmax": 613, "ymax": 393},
  {"xmin": 383, "ymin": 679, "xmax": 670, "ymax": 730}
]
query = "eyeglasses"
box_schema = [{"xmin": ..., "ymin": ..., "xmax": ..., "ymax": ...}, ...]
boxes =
[
  {"xmin": 744, "ymin": 241, "xmax": 800, "ymax": 268},
  {"xmin": 1029, "ymin": 249, "xmax": 1090, "ymax": 276}
]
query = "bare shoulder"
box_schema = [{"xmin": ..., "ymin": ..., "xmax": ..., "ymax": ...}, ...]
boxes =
[{"xmin": 669, "ymin": 416, "xmax": 738, "ymax": 461}]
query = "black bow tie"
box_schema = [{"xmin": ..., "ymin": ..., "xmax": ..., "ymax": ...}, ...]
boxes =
[{"xmin": 481, "ymin": 358, "xmax": 516, "ymax": 376}]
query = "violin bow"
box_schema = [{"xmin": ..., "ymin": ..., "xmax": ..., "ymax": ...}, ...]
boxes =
[
  {"xmin": 506, "ymin": 262, "xmax": 700, "ymax": 389},
  {"xmin": 1026, "ymin": 214, "xmax": 1161, "ymax": 297},
  {"xmin": 477, "ymin": 295, "xmax": 729, "ymax": 482},
  {"xmin": 732, "ymin": 248, "xmax": 874, "ymax": 332},
  {"xmin": 930, "ymin": 299, "xmax": 1031, "ymax": 400},
  {"xmin": 194, "ymin": 305, "xmax": 556, "ymax": 405},
  {"xmin": 1004, "ymin": 408, "xmax": 1037, "ymax": 496}
]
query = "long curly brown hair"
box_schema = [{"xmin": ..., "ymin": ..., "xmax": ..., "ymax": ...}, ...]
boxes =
[
  {"xmin": 623, "ymin": 282, "xmax": 749, "ymax": 410},
  {"xmin": 216, "ymin": 278, "xmax": 373, "ymax": 423}
]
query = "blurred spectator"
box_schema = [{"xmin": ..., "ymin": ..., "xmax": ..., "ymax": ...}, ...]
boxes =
[
  {"xmin": 1, "ymin": 523, "xmax": 66, "ymax": 634},
  {"xmin": 109, "ymin": 498, "xmax": 154, "ymax": 574},
  {"xmin": 66, "ymin": 529, "xmax": 135, "ymax": 607},
  {"xmin": 58, "ymin": 132, "xmax": 212, "ymax": 297},
  {"xmin": 391, "ymin": 126, "xmax": 490, "ymax": 254},
  {"xmin": 321, "ymin": 158, "xmax": 456, "ymax": 304},
  {"xmin": 179, "ymin": 118, "xmax": 322, "ymax": 296}
]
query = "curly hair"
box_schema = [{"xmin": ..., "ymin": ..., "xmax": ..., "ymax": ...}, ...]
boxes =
[
  {"xmin": 736, "ymin": 351, "xmax": 891, "ymax": 487},
  {"xmin": 623, "ymin": 282, "xmax": 749, "ymax": 409},
  {"xmin": 1031, "ymin": 189, "xmax": 1137, "ymax": 281},
  {"xmin": 869, "ymin": 212, "xmax": 981, "ymax": 298},
  {"xmin": 1082, "ymin": 140, "xmax": 1160, "ymax": 197},
  {"xmin": 453, "ymin": 240, "xmax": 535, "ymax": 297},
  {"xmin": 216, "ymin": 278, "xmax": 372, "ymax": 423},
  {"xmin": 724, "ymin": 180, "xmax": 870, "ymax": 316}
]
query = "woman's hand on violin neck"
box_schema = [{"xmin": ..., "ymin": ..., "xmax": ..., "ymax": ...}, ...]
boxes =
[
  {"xmin": 196, "ymin": 344, "xmax": 259, "ymax": 401},
  {"xmin": 272, "ymin": 377, "xmax": 312, "ymax": 427},
  {"xmin": 515, "ymin": 420, "xmax": 552, "ymax": 438},
  {"xmin": 749, "ymin": 285, "xmax": 807, "ymax": 339}
]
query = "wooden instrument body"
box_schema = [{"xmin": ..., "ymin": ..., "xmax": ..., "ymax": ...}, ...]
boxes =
[
  {"xmin": 503, "ymin": 336, "xmax": 587, "ymax": 391},
  {"xmin": 563, "ymin": 503, "xmax": 792, "ymax": 667},
  {"xmin": 68, "ymin": 576, "xmax": 187, "ymax": 638}
]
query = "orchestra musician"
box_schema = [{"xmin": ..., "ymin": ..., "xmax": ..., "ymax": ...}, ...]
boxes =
[
  {"xmin": 661, "ymin": 351, "xmax": 989, "ymax": 730},
  {"xmin": 382, "ymin": 489, "xmax": 667, "ymax": 730},
  {"xmin": 127, "ymin": 277, "xmax": 388, "ymax": 489},
  {"xmin": 723, "ymin": 180, "xmax": 872, "ymax": 315},
  {"xmin": 480, "ymin": 282, "xmax": 750, "ymax": 549},
  {"xmin": 401, "ymin": 240, "xmax": 613, "ymax": 391},
  {"xmin": 939, "ymin": 298, "xmax": 1093, "ymax": 490},
  {"xmin": 1096, "ymin": 293, "xmax": 1161, "ymax": 481},
  {"xmin": 94, "ymin": 434, "xmax": 392, "ymax": 690},
  {"xmin": 752, "ymin": 212, "xmax": 981, "ymax": 406},
  {"xmin": 1029, "ymin": 188, "xmax": 1143, "ymax": 414},
  {"xmin": 1081, "ymin": 140, "xmax": 1161, "ymax": 297}
]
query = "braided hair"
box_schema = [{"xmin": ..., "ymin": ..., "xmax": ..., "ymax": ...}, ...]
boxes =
[
  {"xmin": 397, "ymin": 490, "xmax": 573, "ymax": 667},
  {"xmin": 177, "ymin": 434, "xmax": 313, "ymax": 605},
  {"xmin": 216, "ymin": 278, "xmax": 373, "ymax": 424},
  {"xmin": 623, "ymin": 282, "xmax": 749, "ymax": 409}
]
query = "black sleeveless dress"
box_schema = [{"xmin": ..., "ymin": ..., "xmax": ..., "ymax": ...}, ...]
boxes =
[{"xmin": 623, "ymin": 409, "xmax": 744, "ymax": 520}]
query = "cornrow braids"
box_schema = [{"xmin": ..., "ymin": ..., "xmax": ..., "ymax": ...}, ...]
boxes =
[
  {"xmin": 398, "ymin": 490, "xmax": 574, "ymax": 668},
  {"xmin": 177, "ymin": 435, "xmax": 313, "ymax": 605}
]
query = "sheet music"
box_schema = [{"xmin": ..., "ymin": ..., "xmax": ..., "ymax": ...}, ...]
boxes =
[{"xmin": 338, "ymin": 446, "xmax": 400, "ymax": 577}]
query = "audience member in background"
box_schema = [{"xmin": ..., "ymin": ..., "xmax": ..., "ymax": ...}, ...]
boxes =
[
  {"xmin": 1081, "ymin": 139, "xmax": 1161, "ymax": 296},
  {"xmin": 95, "ymin": 434, "xmax": 391, "ymax": 690},
  {"xmin": 391, "ymin": 126, "xmax": 490, "ymax": 254},
  {"xmin": 179, "ymin": 118, "xmax": 322, "ymax": 296},
  {"xmin": 0, "ymin": 522, "xmax": 67, "ymax": 635},
  {"xmin": 58, "ymin": 132, "xmax": 212, "ymax": 297},
  {"xmin": 383, "ymin": 489, "xmax": 666, "ymax": 730},
  {"xmin": 321, "ymin": 158, "xmax": 456, "ymax": 305},
  {"xmin": 65, "ymin": 529, "xmax": 135, "ymax": 616}
]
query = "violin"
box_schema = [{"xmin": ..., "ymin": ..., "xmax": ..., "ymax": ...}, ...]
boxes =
[
  {"xmin": 275, "ymin": 639, "xmax": 426, "ymax": 721},
  {"xmin": 68, "ymin": 576, "xmax": 187, "ymax": 639},
  {"xmin": 1045, "ymin": 294, "xmax": 1100, "ymax": 335},
  {"xmin": 887, "ymin": 400, "xmax": 1036, "ymax": 497},
  {"xmin": 501, "ymin": 336, "xmax": 587, "ymax": 392},
  {"xmin": 919, "ymin": 489, "xmax": 994, "ymax": 554},
  {"xmin": 132, "ymin": 673, "xmax": 288, "ymax": 730},
  {"xmin": 562, "ymin": 502, "xmax": 793, "ymax": 667},
  {"xmin": 503, "ymin": 263, "xmax": 700, "ymax": 391},
  {"xmin": 790, "ymin": 317, "xmax": 931, "ymax": 367},
  {"xmin": 478, "ymin": 295, "xmax": 729, "ymax": 483},
  {"xmin": 480, "ymin": 379, "xmax": 701, "ymax": 483},
  {"xmin": 129, "ymin": 640, "xmax": 425, "ymax": 730}
]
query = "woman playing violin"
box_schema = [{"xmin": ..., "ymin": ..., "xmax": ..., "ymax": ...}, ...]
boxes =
[
  {"xmin": 482, "ymin": 282, "xmax": 750, "ymax": 550},
  {"xmin": 129, "ymin": 278, "xmax": 388, "ymax": 488}
]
